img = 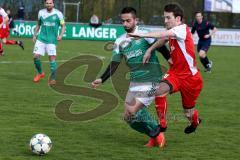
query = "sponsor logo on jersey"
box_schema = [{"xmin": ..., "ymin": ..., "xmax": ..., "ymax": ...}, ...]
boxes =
[
  {"xmin": 126, "ymin": 49, "xmax": 143, "ymax": 59},
  {"xmin": 43, "ymin": 22, "xmax": 56, "ymax": 27}
]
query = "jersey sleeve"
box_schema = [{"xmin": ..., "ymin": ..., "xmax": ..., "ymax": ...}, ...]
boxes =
[
  {"xmin": 37, "ymin": 11, "xmax": 41, "ymax": 25},
  {"xmin": 191, "ymin": 22, "xmax": 196, "ymax": 34},
  {"xmin": 0, "ymin": 8, "xmax": 8, "ymax": 18},
  {"xmin": 111, "ymin": 39, "xmax": 122, "ymax": 62},
  {"xmin": 170, "ymin": 24, "xmax": 187, "ymax": 40},
  {"xmin": 207, "ymin": 21, "xmax": 215, "ymax": 30}
]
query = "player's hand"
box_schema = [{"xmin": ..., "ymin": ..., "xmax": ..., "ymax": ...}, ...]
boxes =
[
  {"xmin": 32, "ymin": 35, "xmax": 37, "ymax": 43},
  {"xmin": 168, "ymin": 58, "xmax": 173, "ymax": 65},
  {"xmin": 204, "ymin": 34, "xmax": 210, "ymax": 39},
  {"xmin": 0, "ymin": 23, "xmax": 3, "ymax": 28},
  {"xmin": 91, "ymin": 78, "xmax": 102, "ymax": 89},
  {"xmin": 57, "ymin": 36, "xmax": 63, "ymax": 41},
  {"xmin": 142, "ymin": 49, "xmax": 152, "ymax": 64}
]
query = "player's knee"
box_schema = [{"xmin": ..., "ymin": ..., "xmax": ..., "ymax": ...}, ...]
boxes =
[
  {"xmin": 2, "ymin": 39, "xmax": 6, "ymax": 44},
  {"xmin": 33, "ymin": 54, "xmax": 40, "ymax": 59},
  {"xmin": 156, "ymin": 82, "xmax": 170, "ymax": 96},
  {"xmin": 49, "ymin": 55, "xmax": 56, "ymax": 61},
  {"xmin": 199, "ymin": 51, "xmax": 206, "ymax": 58}
]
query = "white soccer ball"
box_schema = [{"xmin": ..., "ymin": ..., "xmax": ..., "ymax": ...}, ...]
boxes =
[{"xmin": 29, "ymin": 133, "xmax": 52, "ymax": 155}]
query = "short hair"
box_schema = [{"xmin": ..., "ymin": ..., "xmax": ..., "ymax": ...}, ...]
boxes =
[
  {"xmin": 121, "ymin": 7, "xmax": 137, "ymax": 17},
  {"xmin": 194, "ymin": 11, "xmax": 202, "ymax": 15},
  {"xmin": 164, "ymin": 4, "xmax": 184, "ymax": 21},
  {"xmin": 45, "ymin": 0, "xmax": 54, "ymax": 3}
]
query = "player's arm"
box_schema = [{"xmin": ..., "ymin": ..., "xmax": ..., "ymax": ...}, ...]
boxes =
[
  {"xmin": 91, "ymin": 61, "xmax": 120, "ymax": 88},
  {"xmin": 129, "ymin": 30, "xmax": 174, "ymax": 39},
  {"xmin": 209, "ymin": 26, "xmax": 217, "ymax": 36},
  {"xmin": 57, "ymin": 20, "xmax": 66, "ymax": 41},
  {"xmin": 191, "ymin": 23, "xmax": 196, "ymax": 35},
  {"xmin": 143, "ymin": 38, "xmax": 171, "ymax": 64},
  {"xmin": 204, "ymin": 22, "xmax": 217, "ymax": 39},
  {"xmin": 33, "ymin": 22, "xmax": 40, "ymax": 43}
]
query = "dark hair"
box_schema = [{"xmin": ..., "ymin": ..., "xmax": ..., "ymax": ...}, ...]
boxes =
[
  {"xmin": 164, "ymin": 4, "xmax": 183, "ymax": 21},
  {"xmin": 194, "ymin": 11, "xmax": 202, "ymax": 15},
  {"xmin": 121, "ymin": 7, "xmax": 137, "ymax": 17},
  {"xmin": 45, "ymin": 0, "xmax": 54, "ymax": 2}
]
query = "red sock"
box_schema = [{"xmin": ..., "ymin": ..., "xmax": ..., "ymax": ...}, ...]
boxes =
[
  {"xmin": 5, "ymin": 40, "xmax": 17, "ymax": 45},
  {"xmin": 0, "ymin": 42, "xmax": 3, "ymax": 53},
  {"xmin": 191, "ymin": 109, "xmax": 199, "ymax": 127},
  {"xmin": 155, "ymin": 96, "xmax": 168, "ymax": 128}
]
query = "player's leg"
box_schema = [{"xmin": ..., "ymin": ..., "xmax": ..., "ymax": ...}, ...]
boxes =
[
  {"xmin": 47, "ymin": 44, "xmax": 57, "ymax": 85},
  {"xmin": 198, "ymin": 41, "xmax": 212, "ymax": 72},
  {"xmin": 124, "ymin": 101, "xmax": 161, "ymax": 138},
  {"xmin": 155, "ymin": 96, "xmax": 168, "ymax": 129},
  {"xmin": 125, "ymin": 101, "xmax": 166, "ymax": 148},
  {"xmin": 1, "ymin": 28, "xmax": 24, "ymax": 50},
  {"xmin": 180, "ymin": 73, "xmax": 203, "ymax": 134},
  {"xmin": 155, "ymin": 74, "xmax": 179, "ymax": 126},
  {"xmin": 0, "ymin": 29, "xmax": 5, "ymax": 55},
  {"xmin": 183, "ymin": 108, "xmax": 201, "ymax": 134},
  {"xmin": 0, "ymin": 41, "xmax": 3, "ymax": 56},
  {"xmin": 33, "ymin": 40, "xmax": 45, "ymax": 82},
  {"xmin": 145, "ymin": 96, "xmax": 167, "ymax": 148},
  {"xmin": 48, "ymin": 55, "xmax": 57, "ymax": 85},
  {"xmin": 3, "ymin": 39, "xmax": 24, "ymax": 50},
  {"xmin": 124, "ymin": 83, "xmax": 162, "ymax": 139}
]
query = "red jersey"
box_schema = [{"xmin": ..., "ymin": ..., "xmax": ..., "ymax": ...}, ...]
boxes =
[
  {"xmin": 0, "ymin": 8, "xmax": 9, "ymax": 38},
  {"xmin": 0, "ymin": 8, "xmax": 9, "ymax": 29},
  {"xmin": 168, "ymin": 24, "xmax": 198, "ymax": 78}
]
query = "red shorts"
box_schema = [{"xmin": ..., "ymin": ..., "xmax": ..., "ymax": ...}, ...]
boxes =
[
  {"xmin": 163, "ymin": 72, "xmax": 203, "ymax": 108},
  {"xmin": 0, "ymin": 27, "xmax": 9, "ymax": 39}
]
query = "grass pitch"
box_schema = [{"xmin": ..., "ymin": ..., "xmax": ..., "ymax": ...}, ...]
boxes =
[{"xmin": 0, "ymin": 38, "xmax": 239, "ymax": 160}]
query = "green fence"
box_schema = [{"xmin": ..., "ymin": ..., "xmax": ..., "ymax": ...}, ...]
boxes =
[{"xmin": 12, "ymin": 21, "xmax": 125, "ymax": 41}]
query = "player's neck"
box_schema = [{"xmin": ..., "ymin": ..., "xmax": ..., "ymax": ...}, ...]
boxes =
[
  {"xmin": 125, "ymin": 26, "xmax": 137, "ymax": 34},
  {"xmin": 131, "ymin": 26, "xmax": 137, "ymax": 33},
  {"xmin": 197, "ymin": 20, "xmax": 203, "ymax": 24},
  {"xmin": 46, "ymin": 8, "xmax": 54, "ymax": 13}
]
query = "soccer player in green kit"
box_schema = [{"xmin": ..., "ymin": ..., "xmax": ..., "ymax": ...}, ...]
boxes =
[
  {"xmin": 32, "ymin": 0, "xmax": 66, "ymax": 84},
  {"xmin": 92, "ymin": 7, "xmax": 171, "ymax": 148}
]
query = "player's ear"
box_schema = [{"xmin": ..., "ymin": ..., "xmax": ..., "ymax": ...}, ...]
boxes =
[
  {"xmin": 176, "ymin": 16, "xmax": 181, "ymax": 22},
  {"xmin": 135, "ymin": 18, "xmax": 139, "ymax": 25}
]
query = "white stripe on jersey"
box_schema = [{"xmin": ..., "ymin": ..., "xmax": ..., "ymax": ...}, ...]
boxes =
[
  {"xmin": 171, "ymin": 24, "xmax": 198, "ymax": 75},
  {"xmin": 0, "ymin": 8, "xmax": 8, "ymax": 18}
]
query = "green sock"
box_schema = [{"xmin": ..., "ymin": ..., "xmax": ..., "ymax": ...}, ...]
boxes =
[
  {"xmin": 50, "ymin": 61, "xmax": 57, "ymax": 80},
  {"xmin": 34, "ymin": 58, "xmax": 42, "ymax": 74},
  {"xmin": 128, "ymin": 107, "xmax": 159, "ymax": 137}
]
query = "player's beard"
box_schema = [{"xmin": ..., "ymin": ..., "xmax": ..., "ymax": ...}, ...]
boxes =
[
  {"xmin": 124, "ymin": 26, "xmax": 136, "ymax": 33},
  {"xmin": 47, "ymin": 7, "xmax": 53, "ymax": 12}
]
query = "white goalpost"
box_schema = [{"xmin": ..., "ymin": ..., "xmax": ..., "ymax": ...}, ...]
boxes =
[{"xmin": 63, "ymin": 1, "xmax": 82, "ymax": 22}]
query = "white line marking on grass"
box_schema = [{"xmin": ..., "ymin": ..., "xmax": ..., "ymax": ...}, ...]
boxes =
[{"xmin": 0, "ymin": 54, "xmax": 106, "ymax": 64}]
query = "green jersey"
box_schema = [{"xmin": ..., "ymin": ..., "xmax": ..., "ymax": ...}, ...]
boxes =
[
  {"xmin": 112, "ymin": 27, "xmax": 162, "ymax": 82},
  {"xmin": 37, "ymin": 8, "xmax": 64, "ymax": 44}
]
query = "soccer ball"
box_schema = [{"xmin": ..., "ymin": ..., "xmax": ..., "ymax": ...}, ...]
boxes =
[{"xmin": 29, "ymin": 133, "xmax": 52, "ymax": 155}]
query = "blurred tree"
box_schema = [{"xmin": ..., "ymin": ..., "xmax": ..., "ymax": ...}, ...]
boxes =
[{"xmin": 0, "ymin": 0, "xmax": 238, "ymax": 28}]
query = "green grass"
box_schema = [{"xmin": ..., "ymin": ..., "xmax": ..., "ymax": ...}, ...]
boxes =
[{"xmin": 0, "ymin": 38, "xmax": 239, "ymax": 160}]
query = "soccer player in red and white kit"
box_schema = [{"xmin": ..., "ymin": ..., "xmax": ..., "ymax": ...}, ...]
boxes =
[
  {"xmin": 128, "ymin": 3, "xmax": 203, "ymax": 134},
  {"xmin": 0, "ymin": 7, "xmax": 24, "ymax": 56}
]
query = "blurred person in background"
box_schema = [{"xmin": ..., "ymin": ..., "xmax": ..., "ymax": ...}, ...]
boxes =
[{"xmin": 191, "ymin": 11, "xmax": 217, "ymax": 73}]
